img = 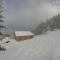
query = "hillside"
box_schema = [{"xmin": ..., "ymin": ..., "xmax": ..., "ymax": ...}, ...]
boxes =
[
  {"xmin": 0, "ymin": 30, "xmax": 60, "ymax": 60},
  {"xmin": 34, "ymin": 14, "xmax": 60, "ymax": 35}
]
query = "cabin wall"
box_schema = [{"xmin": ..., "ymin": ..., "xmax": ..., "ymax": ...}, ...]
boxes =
[{"xmin": 16, "ymin": 35, "xmax": 34, "ymax": 41}]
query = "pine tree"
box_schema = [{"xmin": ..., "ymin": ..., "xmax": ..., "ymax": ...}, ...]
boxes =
[
  {"xmin": 0, "ymin": 0, "xmax": 6, "ymax": 51},
  {"xmin": 0, "ymin": 0, "xmax": 5, "ymax": 35}
]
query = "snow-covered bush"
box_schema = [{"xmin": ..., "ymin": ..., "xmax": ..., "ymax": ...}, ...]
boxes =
[{"xmin": 0, "ymin": 45, "xmax": 6, "ymax": 51}]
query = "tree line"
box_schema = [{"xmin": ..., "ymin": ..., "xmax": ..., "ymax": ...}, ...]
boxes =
[{"xmin": 34, "ymin": 14, "xmax": 60, "ymax": 35}]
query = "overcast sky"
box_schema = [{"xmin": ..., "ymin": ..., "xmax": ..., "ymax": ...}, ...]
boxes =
[{"xmin": 5, "ymin": 0, "xmax": 60, "ymax": 31}]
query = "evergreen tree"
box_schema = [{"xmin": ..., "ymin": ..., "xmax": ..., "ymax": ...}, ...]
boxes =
[
  {"xmin": 0, "ymin": 0, "xmax": 5, "ymax": 35},
  {"xmin": 0, "ymin": 0, "xmax": 6, "ymax": 51}
]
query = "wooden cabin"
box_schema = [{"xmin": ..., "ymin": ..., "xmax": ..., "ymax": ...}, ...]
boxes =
[{"xmin": 15, "ymin": 31, "xmax": 34, "ymax": 41}]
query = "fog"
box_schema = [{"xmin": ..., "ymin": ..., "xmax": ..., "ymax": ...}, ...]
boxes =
[{"xmin": 5, "ymin": 0, "xmax": 60, "ymax": 31}]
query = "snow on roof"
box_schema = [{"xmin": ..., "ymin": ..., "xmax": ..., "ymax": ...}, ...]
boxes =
[{"xmin": 15, "ymin": 31, "xmax": 34, "ymax": 36}]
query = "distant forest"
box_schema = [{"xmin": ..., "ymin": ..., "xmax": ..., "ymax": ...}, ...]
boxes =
[{"xmin": 34, "ymin": 14, "xmax": 60, "ymax": 35}]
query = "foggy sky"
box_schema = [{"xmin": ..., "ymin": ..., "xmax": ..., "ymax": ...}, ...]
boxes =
[{"xmin": 5, "ymin": 0, "xmax": 60, "ymax": 31}]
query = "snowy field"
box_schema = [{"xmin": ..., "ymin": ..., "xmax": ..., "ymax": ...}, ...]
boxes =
[{"xmin": 0, "ymin": 30, "xmax": 60, "ymax": 60}]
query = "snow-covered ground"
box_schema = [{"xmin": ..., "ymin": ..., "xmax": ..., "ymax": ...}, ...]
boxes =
[{"xmin": 0, "ymin": 30, "xmax": 60, "ymax": 60}]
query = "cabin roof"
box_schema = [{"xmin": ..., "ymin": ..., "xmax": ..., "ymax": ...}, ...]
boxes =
[{"xmin": 15, "ymin": 31, "xmax": 34, "ymax": 36}]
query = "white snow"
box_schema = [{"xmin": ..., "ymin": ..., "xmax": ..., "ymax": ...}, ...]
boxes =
[
  {"xmin": 0, "ymin": 30, "xmax": 60, "ymax": 60},
  {"xmin": 15, "ymin": 31, "xmax": 34, "ymax": 36}
]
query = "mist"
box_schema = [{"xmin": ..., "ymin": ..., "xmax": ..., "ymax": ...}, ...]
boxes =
[{"xmin": 5, "ymin": 0, "xmax": 60, "ymax": 31}]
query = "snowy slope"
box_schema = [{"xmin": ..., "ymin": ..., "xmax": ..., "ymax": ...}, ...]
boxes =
[{"xmin": 0, "ymin": 30, "xmax": 60, "ymax": 60}]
